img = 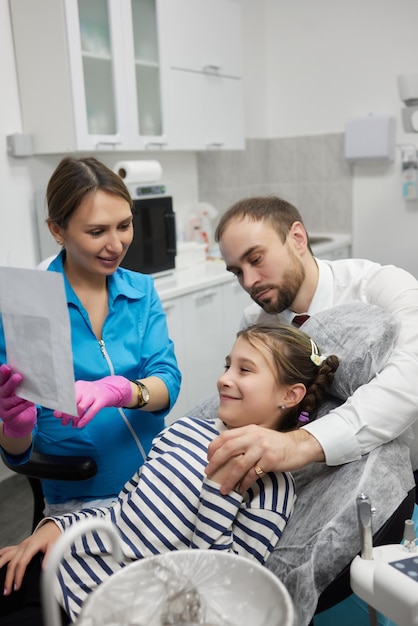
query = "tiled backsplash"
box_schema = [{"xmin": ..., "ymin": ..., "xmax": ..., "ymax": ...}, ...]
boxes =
[{"xmin": 196, "ymin": 134, "xmax": 353, "ymax": 233}]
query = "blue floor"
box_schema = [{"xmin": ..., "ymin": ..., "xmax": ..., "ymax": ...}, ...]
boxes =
[{"xmin": 313, "ymin": 504, "xmax": 418, "ymax": 625}]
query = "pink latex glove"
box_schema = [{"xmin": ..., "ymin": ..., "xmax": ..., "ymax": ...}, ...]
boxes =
[
  {"xmin": 53, "ymin": 375, "xmax": 133, "ymax": 429},
  {"xmin": 0, "ymin": 364, "xmax": 37, "ymax": 438}
]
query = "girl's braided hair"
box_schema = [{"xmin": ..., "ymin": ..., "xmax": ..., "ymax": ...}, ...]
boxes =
[{"xmin": 237, "ymin": 322, "xmax": 339, "ymax": 431}]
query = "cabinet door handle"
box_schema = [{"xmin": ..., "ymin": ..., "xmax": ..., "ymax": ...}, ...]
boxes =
[
  {"xmin": 193, "ymin": 289, "xmax": 217, "ymax": 303},
  {"xmin": 203, "ymin": 64, "xmax": 222, "ymax": 74},
  {"xmin": 145, "ymin": 141, "xmax": 168, "ymax": 150},
  {"xmin": 95, "ymin": 141, "xmax": 122, "ymax": 150},
  {"xmin": 206, "ymin": 142, "xmax": 225, "ymax": 149},
  {"xmin": 163, "ymin": 302, "xmax": 176, "ymax": 312}
]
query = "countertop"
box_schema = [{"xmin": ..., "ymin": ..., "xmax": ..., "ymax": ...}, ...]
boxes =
[
  {"xmin": 154, "ymin": 232, "xmax": 352, "ymax": 301},
  {"xmin": 308, "ymin": 232, "xmax": 351, "ymax": 257},
  {"xmin": 154, "ymin": 260, "xmax": 232, "ymax": 301}
]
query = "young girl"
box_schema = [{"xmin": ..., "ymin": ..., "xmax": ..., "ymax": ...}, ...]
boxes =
[{"xmin": 0, "ymin": 322, "xmax": 338, "ymax": 625}]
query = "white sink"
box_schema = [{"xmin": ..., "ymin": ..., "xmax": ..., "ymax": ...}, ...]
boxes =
[{"xmin": 309, "ymin": 235, "xmax": 332, "ymax": 244}]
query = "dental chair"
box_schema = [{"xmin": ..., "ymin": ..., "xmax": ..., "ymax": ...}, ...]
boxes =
[
  {"xmin": 188, "ymin": 302, "xmax": 417, "ymax": 626},
  {"xmin": 1, "ymin": 302, "xmax": 416, "ymax": 626},
  {"xmin": 314, "ymin": 490, "xmax": 415, "ymax": 615},
  {"xmin": 2, "ymin": 439, "xmax": 413, "ymax": 626},
  {"xmin": 189, "ymin": 393, "xmax": 415, "ymax": 626},
  {"xmin": 1, "ymin": 450, "xmax": 97, "ymax": 530}
]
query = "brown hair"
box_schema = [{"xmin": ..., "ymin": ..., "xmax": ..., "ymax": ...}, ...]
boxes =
[
  {"xmin": 46, "ymin": 156, "xmax": 132, "ymax": 229},
  {"xmin": 237, "ymin": 322, "xmax": 339, "ymax": 431},
  {"xmin": 215, "ymin": 196, "xmax": 312, "ymax": 252}
]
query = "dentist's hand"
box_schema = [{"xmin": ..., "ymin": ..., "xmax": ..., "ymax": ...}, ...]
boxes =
[
  {"xmin": 53, "ymin": 375, "xmax": 134, "ymax": 428},
  {"xmin": 0, "ymin": 364, "xmax": 37, "ymax": 438}
]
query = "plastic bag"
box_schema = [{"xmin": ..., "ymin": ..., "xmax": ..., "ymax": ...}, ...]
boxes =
[{"xmin": 42, "ymin": 519, "xmax": 294, "ymax": 626}]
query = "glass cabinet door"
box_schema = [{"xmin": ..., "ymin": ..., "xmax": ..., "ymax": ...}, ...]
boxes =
[
  {"xmin": 77, "ymin": 0, "xmax": 117, "ymax": 135},
  {"xmin": 65, "ymin": 0, "xmax": 165, "ymax": 149},
  {"xmin": 65, "ymin": 0, "xmax": 126, "ymax": 149},
  {"xmin": 130, "ymin": 0, "xmax": 164, "ymax": 140}
]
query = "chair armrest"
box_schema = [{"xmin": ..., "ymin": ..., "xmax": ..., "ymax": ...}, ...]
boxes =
[{"xmin": 1, "ymin": 451, "xmax": 97, "ymax": 481}]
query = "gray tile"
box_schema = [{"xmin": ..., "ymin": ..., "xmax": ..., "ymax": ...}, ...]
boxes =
[
  {"xmin": 323, "ymin": 133, "xmax": 352, "ymax": 181},
  {"xmin": 263, "ymin": 183, "xmax": 299, "ymax": 207},
  {"xmin": 267, "ymin": 137, "xmax": 297, "ymax": 183},
  {"xmin": 199, "ymin": 188, "xmax": 243, "ymax": 214},
  {"xmin": 241, "ymin": 139, "xmax": 269, "ymax": 186},
  {"xmin": 0, "ymin": 475, "xmax": 33, "ymax": 545},
  {"xmin": 196, "ymin": 151, "xmax": 223, "ymax": 192},
  {"xmin": 296, "ymin": 182, "xmax": 326, "ymax": 230},
  {"xmin": 198, "ymin": 150, "xmax": 248, "ymax": 191},
  {"xmin": 196, "ymin": 132, "xmax": 354, "ymax": 237},
  {"xmin": 215, "ymin": 150, "xmax": 248, "ymax": 189},
  {"xmin": 295, "ymin": 135, "xmax": 325, "ymax": 182}
]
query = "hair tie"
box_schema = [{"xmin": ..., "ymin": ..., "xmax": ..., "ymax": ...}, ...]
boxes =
[
  {"xmin": 310, "ymin": 339, "xmax": 326, "ymax": 366},
  {"xmin": 298, "ymin": 411, "xmax": 310, "ymax": 424}
]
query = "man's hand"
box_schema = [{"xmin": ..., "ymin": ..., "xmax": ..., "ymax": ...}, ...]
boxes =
[
  {"xmin": 0, "ymin": 521, "xmax": 62, "ymax": 595},
  {"xmin": 206, "ymin": 424, "xmax": 325, "ymax": 495}
]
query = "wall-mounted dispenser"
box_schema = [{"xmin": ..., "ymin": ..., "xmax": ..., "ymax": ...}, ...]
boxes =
[
  {"xmin": 398, "ymin": 73, "xmax": 418, "ymax": 132},
  {"xmin": 397, "ymin": 75, "xmax": 418, "ymax": 201},
  {"xmin": 401, "ymin": 145, "xmax": 418, "ymax": 200},
  {"xmin": 344, "ymin": 114, "xmax": 396, "ymax": 163},
  {"xmin": 6, "ymin": 132, "xmax": 33, "ymax": 157}
]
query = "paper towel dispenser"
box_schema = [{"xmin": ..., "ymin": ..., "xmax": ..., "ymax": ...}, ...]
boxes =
[{"xmin": 344, "ymin": 114, "xmax": 396, "ymax": 163}]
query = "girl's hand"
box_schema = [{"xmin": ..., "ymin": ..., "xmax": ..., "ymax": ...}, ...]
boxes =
[
  {"xmin": 206, "ymin": 454, "xmax": 245, "ymax": 493},
  {"xmin": 206, "ymin": 424, "xmax": 324, "ymax": 494},
  {"xmin": 0, "ymin": 521, "xmax": 62, "ymax": 595}
]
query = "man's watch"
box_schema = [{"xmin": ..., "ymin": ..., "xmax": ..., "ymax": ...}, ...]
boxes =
[{"xmin": 132, "ymin": 380, "xmax": 150, "ymax": 408}]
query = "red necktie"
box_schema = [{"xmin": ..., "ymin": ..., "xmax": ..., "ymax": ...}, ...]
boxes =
[{"xmin": 292, "ymin": 314, "xmax": 310, "ymax": 328}]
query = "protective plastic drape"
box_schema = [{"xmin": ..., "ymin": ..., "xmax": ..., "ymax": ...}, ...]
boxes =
[{"xmin": 74, "ymin": 550, "xmax": 295, "ymax": 626}]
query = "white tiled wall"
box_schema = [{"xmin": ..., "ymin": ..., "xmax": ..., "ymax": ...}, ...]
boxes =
[{"xmin": 196, "ymin": 134, "xmax": 353, "ymax": 234}]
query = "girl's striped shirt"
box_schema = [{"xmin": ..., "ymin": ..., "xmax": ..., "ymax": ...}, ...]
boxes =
[{"xmin": 45, "ymin": 417, "xmax": 295, "ymax": 620}]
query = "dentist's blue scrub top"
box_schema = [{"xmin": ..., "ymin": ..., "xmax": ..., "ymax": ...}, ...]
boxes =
[{"xmin": 0, "ymin": 251, "xmax": 181, "ymax": 505}]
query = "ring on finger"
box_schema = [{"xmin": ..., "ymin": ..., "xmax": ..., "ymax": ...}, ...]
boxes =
[{"xmin": 254, "ymin": 464, "xmax": 265, "ymax": 477}]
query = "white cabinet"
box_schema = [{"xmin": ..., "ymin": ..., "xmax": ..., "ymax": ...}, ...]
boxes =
[
  {"xmin": 165, "ymin": 285, "xmax": 225, "ymax": 423},
  {"xmin": 9, "ymin": 0, "xmax": 167, "ymax": 154},
  {"xmin": 181, "ymin": 286, "xmax": 224, "ymax": 405},
  {"xmin": 161, "ymin": 296, "xmax": 189, "ymax": 425},
  {"xmin": 221, "ymin": 280, "xmax": 252, "ymax": 351},
  {"xmin": 158, "ymin": 0, "xmax": 244, "ymax": 150},
  {"xmin": 158, "ymin": 0, "xmax": 241, "ymax": 76},
  {"xmin": 160, "ymin": 273, "xmax": 250, "ymax": 424},
  {"xmin": 10, "ymin": 0, "xmax": 244, "ymax": 154},
  {"xmin": 163, "ymin": 69, "xmax": 244, "ymax": 151},
  {"xmin": 122, "ymin": 0, "xmax": 167, "ymax": 149}
]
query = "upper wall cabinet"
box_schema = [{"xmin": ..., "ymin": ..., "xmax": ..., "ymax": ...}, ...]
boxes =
[
  {"xmin": 157, "ymin": 0, "xmax": 244, "ymax": 150},
  {"xmin": 10, "ymin": 0, "xmax": 168, "ymax": 153},
  {"xmin": 9, "ymin": 0, "xmax": 244, "ymax": 154}
]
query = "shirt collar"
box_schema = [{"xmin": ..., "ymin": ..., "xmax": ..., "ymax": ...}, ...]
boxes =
[
  {"xmin": 48, "ymin": 250, "xmax": 145, "ymax": 306},
  {"xmin": 283, "ymin": 258, "xmax": 334, "ymax": 323},
  {"xmin": 306, "ymin": 258, "xmax": 334, "ymax": 314}
]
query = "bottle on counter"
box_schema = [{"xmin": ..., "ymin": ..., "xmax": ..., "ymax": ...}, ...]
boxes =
[{"xmin": 188, "ymin": 212, "xmax": 209, "ymax": 252}]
